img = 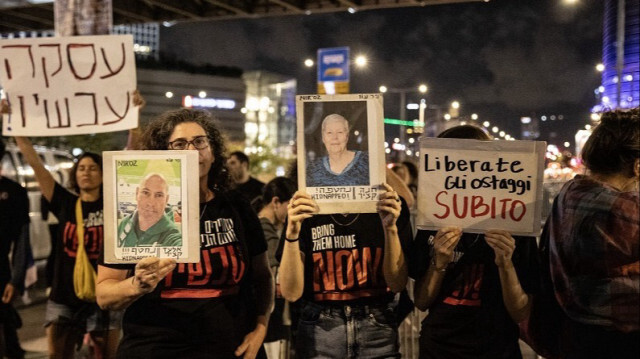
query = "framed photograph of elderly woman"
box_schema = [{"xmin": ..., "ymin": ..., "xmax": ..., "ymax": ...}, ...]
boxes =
[
  {"xmin": 296, "ymin": 93, "xmax": 386, "ymax": 214},
  {"xmin": 102, "ymin": 151, "xmax": 200, "ymax": 263}
]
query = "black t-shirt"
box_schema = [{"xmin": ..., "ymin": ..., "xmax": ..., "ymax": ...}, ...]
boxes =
[
  {"xmin": 0, "ymin": 176, "xmax": 29, "ymax": 287},
  {"xmin": 409, "ymin": 231, "xmax": 539, "ymax": 359},
  {"xmin": 234, "ymin": 177, "xmax": 265, "ymax": 204},
  {"xmin": 49, "ymin": 183, "xmax": 103, "ymax": 308},
  {"xmin": 102, "ymin": 192, "xmax": 267, "ymax": 359},
  {"xmin": 278, "ymin": 200, "xmax": 412, "ymax": 306}
]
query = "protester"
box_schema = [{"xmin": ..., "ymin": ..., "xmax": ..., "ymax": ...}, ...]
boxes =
[
  {"xmin": 544, "ymin": 109, "xmax": 639, "ymax": 358},
  {"xmin": 279, "ymin": 182, "xmax": 411, "ymax": 358},
  {"xmin": 0, "ymin": 139, "xmax": 29, "ymax": 359},
  {"xmin": 409, "ymin": 125, "xmax": 539, "ymax": 359},
  {"xmin": 255, "ymin": 177, "xmax": 296, "ymax": 358},
  {"xmin": 386, "ymin": 166, "xmax": 415, "ymax": 209},
  {"xmin": 306, "ymin": 113, "xmax": 369, "ymax": 186},
  {"xmin": 401, "ymin": 160, "xmax": 419, "ymax": 200},
  {"xmin": 13, "ymin": 139, "xmax": 121, "ymax": 359},
  {"xmin": 97, "ymin": 108, "xmax": 274, "ymax": 359},
  {"xmin": 228, "ymin": 151, "xmax": 265, "ymax": 203},
  {"xmin": 117, "ymin": 173, "xmax": 181, "ymax": 248}
]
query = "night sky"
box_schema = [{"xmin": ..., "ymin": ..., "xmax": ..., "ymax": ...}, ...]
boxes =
[{"xmin": 160, "ymin": 0, "xmax": 604, "ymax": 147}]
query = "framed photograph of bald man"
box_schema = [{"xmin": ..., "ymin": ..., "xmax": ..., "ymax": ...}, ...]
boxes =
[
  {"xmin": 102, "ymin": 151, "xmax": 200, "ymax": 263},
  {"xmin": 296, "ymin": 93, "xmax": 386, "ymax": 214}
]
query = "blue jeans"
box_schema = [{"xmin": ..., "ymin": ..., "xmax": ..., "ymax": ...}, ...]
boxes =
[{"xmin": 296, "ymin": 301, "xmax": 400, "ymax": 359}]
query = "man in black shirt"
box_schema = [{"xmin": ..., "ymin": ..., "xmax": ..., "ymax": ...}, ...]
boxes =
[
  {"xmin": 227, "ymin": 151, "xmax": 265, "ymax": 203},
  {"xmin": 0, "ymin": 140, "xmax": 29, "ymax": 359}
]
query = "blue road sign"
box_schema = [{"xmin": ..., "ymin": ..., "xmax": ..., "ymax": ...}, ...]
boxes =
[{"xmin": 317, "ymin": 47, "xmax": 350, "ymax": 83}]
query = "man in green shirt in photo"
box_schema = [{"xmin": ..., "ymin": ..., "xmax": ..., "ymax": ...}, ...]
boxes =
[{"xmin": 118, "ymin": 173, "xmax": 182, "ymax": 248}]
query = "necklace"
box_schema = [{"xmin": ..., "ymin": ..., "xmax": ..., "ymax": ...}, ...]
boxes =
[
  {"xmin": 330, "ymin": 213, "xmax": 360, "ymax": 226},
  {"xmin": 200, "ymin": 203, "xmax": 208, "ymax": 219}
]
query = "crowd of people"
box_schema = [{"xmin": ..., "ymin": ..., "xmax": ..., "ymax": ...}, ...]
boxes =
[{"xmin": 0, "ymin": 104, "xmax": 638, "ymax": 359}]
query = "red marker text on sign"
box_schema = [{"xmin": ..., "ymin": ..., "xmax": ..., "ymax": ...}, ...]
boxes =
[{"xmin": 433, "ymin": 190, "xmax": 526, "ymax": 221}]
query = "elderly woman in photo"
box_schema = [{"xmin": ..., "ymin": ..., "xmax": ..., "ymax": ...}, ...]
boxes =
[{"xmin": 307, "ymin": 114, "xmax": 369, "ymax": 186}]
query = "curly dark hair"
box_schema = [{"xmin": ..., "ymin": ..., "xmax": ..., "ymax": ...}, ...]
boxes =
[
  {"xmin": 69, "ymin": 152, "xmax": 103, "ymax": 193},
  {"xmin": 582, "ymin": 108, "xmax": 640, "ymax": 176},
  {"xmin": 141, "ymin": 108, "xmax": 230, "ymax": 192}
]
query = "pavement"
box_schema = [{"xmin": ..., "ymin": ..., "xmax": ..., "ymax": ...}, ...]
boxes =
[{"xmin": 13, "ymin": 286, "xmax": 48, "ymax": 359}]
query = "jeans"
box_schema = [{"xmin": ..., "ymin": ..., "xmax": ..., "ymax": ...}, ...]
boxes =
[
  {"xmin": 296, "ymin": 301, "xmax": 400, "ymax": 359},
  {"xmin": 45, "ymin": 300, "xmax": 123, "ymax": 331}
]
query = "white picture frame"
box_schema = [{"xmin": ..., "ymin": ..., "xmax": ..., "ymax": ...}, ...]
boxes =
[
  {"xmin": 103, "ymin": 150, "xmax": 199, "ymax": 263},
  {"xmin": 296, "ymin": 93, "xmax": 386, "ymax": 214}
]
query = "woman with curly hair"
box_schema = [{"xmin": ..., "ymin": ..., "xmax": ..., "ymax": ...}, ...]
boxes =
[{"xmin": 97, "ymin": 109, "xmax": 274, "ymax": 359}]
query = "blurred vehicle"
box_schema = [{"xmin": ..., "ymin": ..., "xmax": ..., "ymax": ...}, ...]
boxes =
[{"xmin": 1, "ymin": 142, "xmax": 74, "ymax": 260}]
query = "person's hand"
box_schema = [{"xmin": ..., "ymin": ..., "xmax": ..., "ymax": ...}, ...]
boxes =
[
  {"xmin": 132, "ymin": 89, "xmax": 146, "ymax": 108},
  {"xmin": 377, "ymin": 182, "xmax": 402, "ymax": 229},
  {"xmin": 132, "ymin": 257, "xmax": 176, "ymax": 295},
  {"xmin": 2, "ymin": 283, "xmax": 15, "ymax": 304},
  {"xmin": 285, "ymin": 191, "xmax": 318, "ymax": 239},
  {"xmin": 0, "ymin": 99, "xmax": 11, "ymax": 115},
  {"xmin": 234, "ymin": 323, "xmax": 267, "ymax": 358},
  {"xmin": 484, "ymin": 229, "xmax": 516, "ymax": 268},
  {"xmin": 432, "ymin": 227, "xmax": 463, "ymax": 270}
]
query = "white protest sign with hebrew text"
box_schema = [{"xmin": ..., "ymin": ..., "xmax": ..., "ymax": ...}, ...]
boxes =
[
  {"xmin": 297, "ymin": 93, "xmax": 386, "ymax": 214},
  {"xmin": 0, "ymin": 34, "xmax": 138, "ymax": 136},
  {"xmin": 417, "ymin": 138, "xmax": 546, "ymax": 236}
]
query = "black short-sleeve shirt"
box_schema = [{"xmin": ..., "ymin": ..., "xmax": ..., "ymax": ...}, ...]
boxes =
[
  {"xmin": 409, "ymin": 230, "xmax": 539, "ymax": 359},
  {"xmin": 102, "ymin": 192, "xmax": 268, "ymax": 358}
]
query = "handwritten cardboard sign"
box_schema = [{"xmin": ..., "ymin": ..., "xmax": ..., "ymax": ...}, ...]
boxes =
[
  {"xmin": 102, "ymin": 151, "xmax": 199, "ymax": 264},
  {"xmin": 417, "ymin": 138, "xmax": 546, "ymax": 236},
  {"xmin": 297, "ymin": 93, "xmax": 386, "ymax": 214},
  {"xmin": 0, "ymin": 34, "xmax": 138, "ymax": 136}
]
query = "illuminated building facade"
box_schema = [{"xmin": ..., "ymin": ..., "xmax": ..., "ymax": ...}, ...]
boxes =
[{"xmin": 594, "ymin": 0, "xmax": 639, "ymax": 111}]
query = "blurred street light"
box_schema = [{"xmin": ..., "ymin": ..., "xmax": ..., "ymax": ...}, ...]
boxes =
[
  {"xmin": 483, "ymin": 121, "xmax": 490, "ymax": 127},
  {"xmin": 471, "ymin": 113, "xmax": 478, "ymax": 120},
  {"xmin": 492, "ymin": 126, "xmax": 499, "ymax": 133},
  {"xmin": 304, "ymin": 58, "xmax": 314, "ymax": 67},
  {"xmin": 595, "ymin": 63, "xmax": 605, "ymax": 72},
  {"xmin": 418, "ymin": 84, "xmax": 428, "ymax": 93},
  {"xmin": 451, "ymin": 101, "xmax": 460, "ymax": 109},
  {"xmin": 355, "ymin": 55, "xmax": 368, "ymax": 67}
]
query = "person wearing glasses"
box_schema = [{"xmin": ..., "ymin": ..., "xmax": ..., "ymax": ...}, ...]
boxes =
[
  {"xmin": 97, "ymin": 109, "xmax": 274, "ymax": 359},
  {"xmin": 117, "ymin": 173, "xmax": 181, "ymax": 248}
]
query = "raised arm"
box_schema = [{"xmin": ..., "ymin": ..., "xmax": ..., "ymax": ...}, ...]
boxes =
[
  {"xmin": 279, "ymin": 191, "xmax": 317, "ymax": 302},
  {"xmin": 413, "ymin": 227, "xmax": 462, "ymax": 311},
  {"xmin": 14, "ymin": 137, "xmax": 56, "ymax": 201},
  {"xmin": 484, "ymin": 229, "xmax": 531, "ymax": 323},
  {"xmin": 124, "ymin": 90, "xmax": 146, "ymax": 150},
  {"xmin": 96, "ymin": 257, "xmax": 176, "ymax": 311},
  {"xmin": 378, "ymin": 183, "xmax": 408, "ymax": 292}
]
